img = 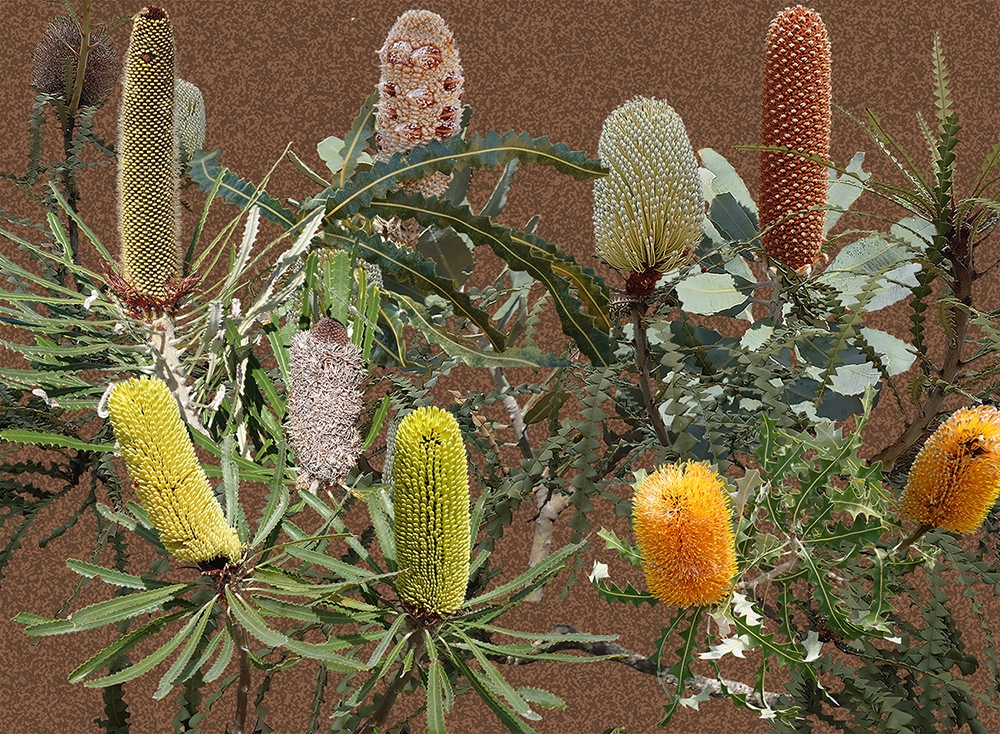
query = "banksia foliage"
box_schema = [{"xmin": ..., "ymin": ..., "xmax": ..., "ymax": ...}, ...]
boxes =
[
  {"xmin": 286, "ymin": 319, "xmax": 365, "ymax": 486},
  {"xmin": 593, "ymin": 97, "xmax": 703, "ymax": 297},
  {"xmin": 759, "ymin": 5, "xmax": 831, "ymax": 274},
  {"xmin": 31, "ymin": 15, "xmax": 118, "ymax": 107},
  {"xmin": 375, "ymin": 9, "xmax": 464, "ymax": 199},
  {"xmin": 108, "ymin": 377, "xmax": 243, "ymax": 564},
  {"xmin": 392, "ymin": 406, "xmax": 471, "ymax": 617},
  {"xmin": 899, "ymin": 406, "xmax": 1000, "ymax": 535},
  {"xmin": 117, "ymin": 6, "xmax": 180, "ymax": 303},
  {"xmin": 175, "ymin": 78, "xmax": 206, "ymax": 167},
  {"xmin": 632, "ymin": 462, "xmax": 737, "ymax": 607}
]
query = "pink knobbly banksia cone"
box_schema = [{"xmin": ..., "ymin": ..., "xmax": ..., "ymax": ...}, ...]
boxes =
[{"xmin": 759, "ymin": 5, "xmax": 831, "ymax": 275}]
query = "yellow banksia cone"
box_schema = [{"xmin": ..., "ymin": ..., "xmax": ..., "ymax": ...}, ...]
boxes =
[
  {"xmin": 108, "ymin": 377, "xmax": 243, "ymax": 564},
  {"xmin": 759, "ymin": 5, "xmax": 831, "ymax": 274},
  {"xmin": 175, "ymin": 78, "xmax": 206, "ymax": 167},
  {"xmin": 899, "ymin": 406, "xmax": 1000, "ymax": 535},
  {"xmin": 375, "ymin": 9, "xmax": 464, "ymax": 199},
  {"xmin": 392, "ymin": 406, "xmax": 471, "ymax": 617},
  {"xmin": 632, "ymin": 462, "xmax": 737, "ymax": 607},
  {"xmin": 31, "ymin": 14, "xmax": 118, "ymax": 107},
  {"xmin": 593, "ymin": 97, "xmax": 703, "ymax": 298},
  {"xmin": 117, "ymin": 6, "xmax": 181, "ymax": 302}
]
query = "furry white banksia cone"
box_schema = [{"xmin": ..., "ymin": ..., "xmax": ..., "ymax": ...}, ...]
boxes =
[
  {"xmin": 286, "ymin": 319, "xmax": 366, "ymax": 486},
  {"xmin": 175, "ymin": 78, "xmax": 205, "ymax": 167},
  {"xmin": 375, "ymin": 9, "xmax": 464, "ymax": 199}
]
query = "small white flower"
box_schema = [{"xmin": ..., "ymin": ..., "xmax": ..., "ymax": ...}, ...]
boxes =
[
  {"xmin": 83, "ymin": 289, "xmax": 100, "ymax": 310},
  {"xmin": 698, "ymin": 634, "xmax": 750, "ymax": 660},
  {"xmin": 732, "ymin": 592, "xmax": 763, "ymax": 627},
  {"xmin": 589, "ymin": 560, "xmax": 610, "ymax": 584},
  {"xmin": 230, "ymin": 298, "xmax": 242, "ymax": 318},
  {"xmin": 759, "ymin": 707, "xmax": 778, "ymax": 720}
]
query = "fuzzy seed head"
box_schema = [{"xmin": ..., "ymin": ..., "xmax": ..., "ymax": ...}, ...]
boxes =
[
  {"xmin": 392, "ymin": 406, "xmax": 471, "ymax": 617},
  {"xmin": 759, "ymin": 5, "xmax": 831, "ymax": 273},
  {"xmin": 108, "ymin": 377, "xmax": 242, "ymax": 563},
  {"xmin": 286, "ymin": 321, "xmax": 365, "ymax": 485},
  {"xmin": 632, "ymin": 462, "xmax": 738, "ymax": 607},
  {"xmin": 117, "ymin": 6, "xmax": 180, "ymax": 301},
  {"xmin": 175, "ymin": 78, "xmax": 206, "ymax": 167},
  {"xmin": 593, "ymin": 97, "xmax": 703, "ymax": 276},
  {"xmin": 376, "ymin": 9, "xmax": 464, "ymax": 198},
  {"xmin": 900, "ymin": 406, "xmax": 1000, "ymax": 534},
  {"xmin": 31, "ymin": 15, "xmax": 118, "ymax": 106}
]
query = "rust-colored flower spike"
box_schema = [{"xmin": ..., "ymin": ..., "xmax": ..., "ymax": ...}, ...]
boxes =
[
  {"xmin": 108, "ymin": 377, "xmax": 243, "ymax": 565},
  {"xmin": 759, "ymin": 5, "xmax": 831, "ymax": 275},
  {"xmin": 632, "ymin": 462, "xmax": 738, "ymax": 607},
  {"xmin": 31, "ymin": 15, "xmax": 118, "ymax": 107},
  {"xmin": 375, "ymin": 9, "xmax": 464, "ymax": 199},
  {"xmin": 116, "ymin": 6, "xmax": 181, "ymax": 305},
  {"xmin": 900, "ymin": 406, "xmax": 1000, "ymax": 535},
  {"xmin": 286, "ymin": 318, "xmax": 366, "ymax": 487}
]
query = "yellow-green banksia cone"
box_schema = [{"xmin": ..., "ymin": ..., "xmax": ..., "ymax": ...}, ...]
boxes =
[
  {"xmin": 108, "ymin": 376, "xmax": 243, "ymax": 564},
  {"xmin": 175, "ymin": 78, "xmax": 206, "ymax": 168},
  {"xmin": 392, "ymin": 406, "xmax": 471, "ymax": 617},
  {"xmin": 593, "ymin": 97, "xmax": 703, "ymax": 298},
  {"xmin": 117, "ymin": 6, "xmax": 181, "ymax": 302}
]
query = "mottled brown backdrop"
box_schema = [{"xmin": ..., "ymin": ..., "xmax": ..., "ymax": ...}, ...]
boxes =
[{"xmin": 2, "ymin": 1, "xmax": 999, "ymax": 733}]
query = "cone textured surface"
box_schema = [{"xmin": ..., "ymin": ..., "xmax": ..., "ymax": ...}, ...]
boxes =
[
  {"xmin": 108, "ymin": 377, "xmax": 242, "ymax": 563},
  {"xmin": 31, "ymin": 15, "xmax": 118, "ymax": 106},
  {"xmin": 175, "ymin": 77, "xmax": 206, "ymax": 166},
  {"xmin": 392, "ymin": 406, "xmax": 471, "ymax": 616},
  {"xmin": 593, "ymin": 97, "xmax": 703, "ymax": 274},
  {"xmin": 759, "ymin": 5, "xmax": 831, "ymax": 272}
]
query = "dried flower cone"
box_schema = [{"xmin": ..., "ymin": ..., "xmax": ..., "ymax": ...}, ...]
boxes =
[
  {"xmin": 632, "ymin": 462, "xmax": 737, "ymax": 607},
  {"xmin": 175, "ymin": 78, "xmax": 206, "ymax": 167},
  {"xmin": 376, "ymin": 9, "xmax": 464, "ymax": 200},
  {"xmin": 593, "ymin": 97, "xmax": 703, "ymax": 286},
  {"xmin": 759, "ymin": 5, "xmax": 831, "ymax": 274},
  {"xmin": 31, "ymin": 15, "xmax": 118, "ymax": 107},
  {"xmin": 117, "ymin": 6, "xmax": 180, "ymax": 302},
  {"xmin": 393, "ymin": 406, "xmax": 471, "ymax": 617},
  {"xmin": 286, "ymin": 319, "xmax": 365, "ymax": 486},
  {"xmin": 899, "ymin": 406, "xmax": 1000, "ymax": 535},
  {"xmin": 108, "ymin": 377, "xmax": 243, "ymax": 564}
]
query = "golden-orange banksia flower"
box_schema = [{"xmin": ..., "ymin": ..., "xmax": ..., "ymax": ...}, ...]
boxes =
[
  {"xmin": 899, "ymin": 406, "xmax": 1000, "ymax": 535},
  {"xmin": 632, "ymin": 462, "xmax": 738, "ymax": 607},
  {"xmin": 759, "ymin": 5, "xmax": 831, "ymax": 274}
]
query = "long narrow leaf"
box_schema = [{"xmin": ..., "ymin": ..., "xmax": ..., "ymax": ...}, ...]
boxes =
[{"xmin": 21, "ymin": 584, "xmax": 191, "ymax": 637}]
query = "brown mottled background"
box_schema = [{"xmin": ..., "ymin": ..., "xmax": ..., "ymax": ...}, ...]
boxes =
[{"xmin": 2, "ymin": 1, "xmax": 1000, "ymax": 732}]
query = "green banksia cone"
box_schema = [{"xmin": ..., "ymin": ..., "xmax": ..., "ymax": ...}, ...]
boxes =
[
  {"xmin": 117, "ymin": 6, "xmax": 180, "ymax": 302},
  {"xmin": 593, "ymin": 97, "xmax": 703, "ymax": 298},
  {"xmin": 759, "ymin": 5, "xmax": 831, "ymax": 274},
  {"xmin": 175, "ymin": 78, "xmax": 206, "ymax": 167},
  {"xmin": 286, "ymin": 318, "xmax": 365, "ymax": 486},
  {"xmin": 108, "ymin": 377, "xmax": 243, "ymax": 564},
  {"xmin": 31, "ymin": 15, "xmax": 118, "ymax": 107},
  {"xmin": 392, "ymin": 406, "xmax": 471, "ymax": 617},
  {"xmin": 375, "ymin": 9, "xmax": 464, "ymax": 199}
]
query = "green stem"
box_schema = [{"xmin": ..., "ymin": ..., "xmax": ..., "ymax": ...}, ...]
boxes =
[
  {"xmin": 62, "ymin": 0, "xmax": 92, "ymax": 267},
  {"xmin": 630, "ymin": 302, "xmax": 671, "ymax": 448},
  {"xmin": 231, "ymin": 621, "xmax": 251, "ymax": 734},
  {"xmin": 358, "ymin": 631, "xmax": 425, "ymax": 734}
]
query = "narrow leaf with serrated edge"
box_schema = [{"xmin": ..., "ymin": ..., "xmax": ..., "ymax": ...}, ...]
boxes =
[{"xmin": 22, "ymin": 584, "xmax": 191, "ymax": 636}]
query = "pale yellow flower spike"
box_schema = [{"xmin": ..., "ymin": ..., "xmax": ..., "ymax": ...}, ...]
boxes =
[{"xmin": 108, "ymin": 377, "xmax": 243, "ymax": 564}]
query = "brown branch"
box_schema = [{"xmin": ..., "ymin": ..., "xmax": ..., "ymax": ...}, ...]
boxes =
[
  {"xmin": 524, "ymin": 484, "xmax": 572, "ymax": 603},
  {"xmin": 358, "ymin": 631, "xmax": 424, "ymax": 734},
  {"xmin": 231, "ymin": 622, "xmax": 251, "ymax": 734}
]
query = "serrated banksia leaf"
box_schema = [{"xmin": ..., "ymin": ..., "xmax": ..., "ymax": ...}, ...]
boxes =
[
  {"xmin": 31, "ymin": 15, "xmax": 118, "ymax": 107},
  {"xmin": 375, "ymin": 9, "xmax": 464, "ymax": 199},
  {"xmin": 593, "ymin": 97, "xmax": 703, "ymax": 294},
  {"xmin": 632, "ymin": 462, "xmax": 737, "ymax": 607},
  {"xmin": 175, "ymin": 78, "xmax": 206, "ymax": 167},
  {"xmin": 759, "ymin": 5, "xmax": 831, "ymax": 274},
  {"xmin": 899, "ymin": 406, "xmax": 1000, "ymax": 535},
  {"xmin": 286, "ymin": 319, "xmax": 365, "ymax": 486},
  {"xmin": 117, "ymin": 6, "xmax": 180, "ymax": 302},
  {"xmin": 392, "ymin": 406, "xmax": 471, "ymax": 617},
  {"xmin": 108, "ymin": 377, "xmax": 243, "ymax": 564}
]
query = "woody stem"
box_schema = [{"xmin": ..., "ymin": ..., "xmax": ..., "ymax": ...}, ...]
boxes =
[{"xmin": 630, "ymin": 301, "xmax": 671, "ymax": 448}]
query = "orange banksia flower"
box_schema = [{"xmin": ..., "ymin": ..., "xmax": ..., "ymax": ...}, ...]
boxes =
[
  {"xmin": 759, "ymin": 5, "xmax": 831, "ymax": 274},
  {"xmin": 632, "ymin": 462, "xmax": 738, "ymax": 607},
  {"xmin": 899, "ymin": 406, "xmax": 1000, "ymax": 535}
]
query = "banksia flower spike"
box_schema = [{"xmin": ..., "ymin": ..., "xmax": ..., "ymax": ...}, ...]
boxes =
[
  {"xmin": 108, "ymin": 377, "xmax": 243, "ymax": 565},
  {"xmin": 593, "ymin": 97, "xmax": 703, "ymax": 299},
  {"xmin": 116, "ymin": 6, "xmax": 181, "ymax": 307},
  {"xmin": 31, "ymin": 15, "xmax": 118, "ymax": 107},
  {"xmin": 175, "ymin": 78, "xmax": 206, "ymax": 167},
  {"xmin": 286, "ymin": 318, "xmax": 366, "ymax": 487},
  {"xmin": 899, "ymin": 406, "xmax": 1000, "ymax": 535},
  {"xmin": 632, "ymin": 462, "xmax": 738, "ymax": 607},
  {"xmin": 392, "ymin": 406, "xmax": 471, "ymax": 618},
  {"xmin": 759, "ymin": 5, "xmax": 832, "ymax": 275},
  {"xmin": 375, "ymin": 9, "xmax": 465, "ymax": 199}
]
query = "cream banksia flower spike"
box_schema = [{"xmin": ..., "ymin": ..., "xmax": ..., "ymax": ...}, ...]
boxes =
[
  {"xmin": 593, "ymin": 97, "xmax": 703, "ymax": 299},
  {"xmin": 286, "ymin": 319, "xmax": 366, "ymax": 487},
  {"xmin": 108, "ymin": 377, "xmax": 243, "ymax": 565},
  {"xmin": 392, "ymin": 406, "xmax": 471, "ymax": 618},
  {"xmin": 175, "ymin": 78, "xmax": 206, "ymax": 167},
  {"xmin": 759, "ymin": 5, "xmax": 832, "ymax": 275}
]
